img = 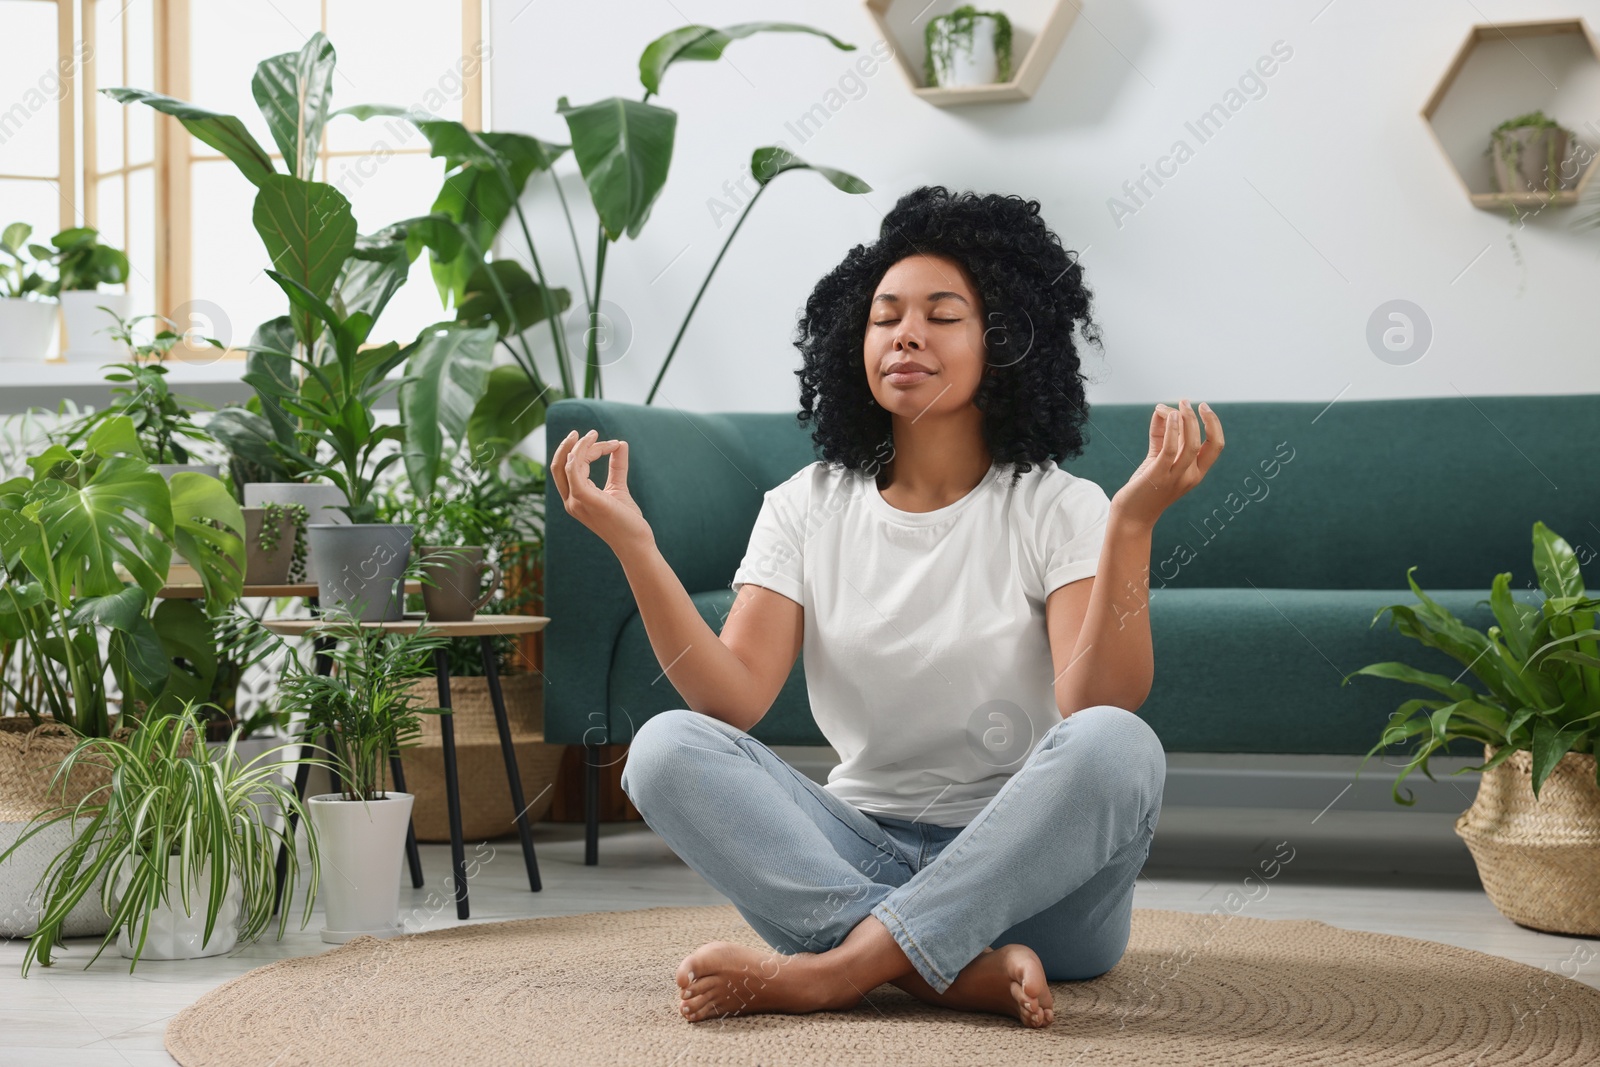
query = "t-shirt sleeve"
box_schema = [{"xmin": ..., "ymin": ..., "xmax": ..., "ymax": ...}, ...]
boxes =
[
  {"xmin": 730, "ymin": 474, "xmax": 807, "ymax": 606},
  {"xmin": 1041, "ymin": 477, "xmax": 1112, "ymax": 595}
]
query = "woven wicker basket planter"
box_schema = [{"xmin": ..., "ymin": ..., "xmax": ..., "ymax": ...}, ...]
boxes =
[
  {"xmin": 400, "ymin": 674, "xmax": 565, "ymax": 843},
  {"xmin": 0, "ymin": 717, "xmax": 114, "ymax": 938},
  {"xmin": 1456, "ymin": 744, "xmax": 1600, "ymax": 936}
]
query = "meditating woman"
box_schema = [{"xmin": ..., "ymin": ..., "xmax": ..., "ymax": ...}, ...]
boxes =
[{"xmin": 549, "ymin": 185, "xmax": 1224, "ymax": 1028}]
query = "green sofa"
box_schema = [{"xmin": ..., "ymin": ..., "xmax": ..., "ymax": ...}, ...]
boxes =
[{"xmin": 544, "ymin": 394, "xmax": 1597, "ymax": 863}]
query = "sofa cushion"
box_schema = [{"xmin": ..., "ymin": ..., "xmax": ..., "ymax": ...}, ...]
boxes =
[{"xmin": 605, "ymin": 586, "xmax": 1497, "ymax": 761}]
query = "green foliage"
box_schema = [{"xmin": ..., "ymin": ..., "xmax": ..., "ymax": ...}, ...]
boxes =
[
  {"xmin": 35, "ymin": 227, "xmax": 129, "ymax": 294},
  {"xmin": 275, "ymin": 617, "xmax": 447, "ymax": 800},
  {"xmin": 1346, "ymin": 522, "xmax": 1600, "ymax": 805},
  {"xmin": 638, "ymin": 23, "xmax": 854, "ymax": 96},
  {"xmin": 0, "ymin": 222, "xmax": 52, "ymax": 299},
  {"xmin": 0, "ymin": 419, "xmax": 244, "ymax": 735},
  {"xmin": 0, "ymin": 705, "xmax": 320, "ymax": 974},
  {"xmin": 56, "ymin": 336, "xmax": 216, "ymax": 464}
]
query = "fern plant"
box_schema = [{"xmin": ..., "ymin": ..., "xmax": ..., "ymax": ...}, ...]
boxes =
[{"xmin": 1345, "ymin": 522, "xmax": 1600, "ymax": 804}]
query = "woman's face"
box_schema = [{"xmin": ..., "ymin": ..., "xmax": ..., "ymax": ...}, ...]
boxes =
[{"xmin": 863, "ymin": 253, "xmax": 987, "ymax": 418}]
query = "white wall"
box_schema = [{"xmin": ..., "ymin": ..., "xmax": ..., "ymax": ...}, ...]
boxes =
[{"xmin": 490, "ymin": 0, "xmax": 1600, "ymax": 426}]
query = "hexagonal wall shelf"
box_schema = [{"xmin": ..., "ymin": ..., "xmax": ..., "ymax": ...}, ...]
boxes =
[
  {"xmin": 865, "ymin": 0, "xmax": 1079, "ymax": 106},
  {"xmin": 1422, "ymin": 18, "xmax": 1600, "ymax": 210}
]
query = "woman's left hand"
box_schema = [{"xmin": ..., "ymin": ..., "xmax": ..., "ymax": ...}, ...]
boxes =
[{"xmin": 1112, "ymin": 398, "xmax": 1224, "ymax": 529}]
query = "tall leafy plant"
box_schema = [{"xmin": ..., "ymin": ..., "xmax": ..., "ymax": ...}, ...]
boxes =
[
  {"xmin": 1346, "ymin": 522, "xmax": 1600, "ymax": 804},
  {"xmin": 341, "ymin": 20, "xmax": 871, "ymax": 462}
]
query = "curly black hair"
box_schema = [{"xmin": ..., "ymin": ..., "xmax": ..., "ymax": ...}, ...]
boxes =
[{"xmin": 793, "ymin": 186, "xmax": 1102, "ymax": 486}]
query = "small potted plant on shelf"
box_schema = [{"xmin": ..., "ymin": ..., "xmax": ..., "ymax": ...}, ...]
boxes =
[
  {"xmin": 0, "ymin": 222, "xmax": 57, "ymax": 363},
  {"xmin": 1489, "ymin": 110, "xmax": 1577, "ymax": 198},
  {"xmin": 1345, "ymin": 521, "xmax": 1600, "ymax": 936},
  {"xmin": 241, "ymin": 500, "xmax": 309, "ymax": 585},
  {"xmin": 275, "ymin": 614, "xmax": 446, "ymax": 942},
  {"xmin": 0, "ymin": 704, "xmax": 320, "ymax": 973},
  {"xmin": 924, "ymin": 5, "xmax": 1014, "ymax": 88},
  {"xmin": 35, "ymin": 227, "xmax": 131, "ymax": 361}
]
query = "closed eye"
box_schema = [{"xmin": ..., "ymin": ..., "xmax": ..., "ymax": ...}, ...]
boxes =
[{"xmin": 872, "ymin": 317, "xmax": 962, "ymax": 326}]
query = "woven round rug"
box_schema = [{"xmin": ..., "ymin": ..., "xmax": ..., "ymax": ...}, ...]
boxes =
[{"xmin": 167, "ymin": 903, "xmax": 1600, "ymax": 1066}]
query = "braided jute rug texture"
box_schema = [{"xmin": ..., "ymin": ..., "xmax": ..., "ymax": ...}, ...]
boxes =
[{"xmin": 166, "ymin": 903, "xmax": 1600, "ymax": 1066}]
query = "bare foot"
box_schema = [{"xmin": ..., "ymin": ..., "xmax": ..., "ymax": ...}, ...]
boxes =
[
  {"xmin": 675, "ymin": 941, "xmax": 861, "ymax": 1022},
  {"xmin": 891, "ymin": 944, "xmax": 1056, "ymax": 1027}
]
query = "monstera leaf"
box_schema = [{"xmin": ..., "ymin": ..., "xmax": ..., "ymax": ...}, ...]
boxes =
[
  {"xmin": 168, "ymin": 472, "xmax": 245, "ymax": 604},
  {"xmin": 26, "ymin": 457, "xmax": 174, "ymax": 602}
]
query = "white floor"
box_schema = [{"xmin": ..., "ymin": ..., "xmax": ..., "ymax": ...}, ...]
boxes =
[{"xmin": 3, "ymin": 806, "xmax": 1597, "ymax": 1066}]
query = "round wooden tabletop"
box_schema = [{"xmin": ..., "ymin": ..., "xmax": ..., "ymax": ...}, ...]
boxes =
[
  {"xmin": 262, "ymin": 614, "xmax": 550, "ymax": 637},
  {"xmin": 159, "ymin": 581, "xmax": 424, "ymax": 600}
]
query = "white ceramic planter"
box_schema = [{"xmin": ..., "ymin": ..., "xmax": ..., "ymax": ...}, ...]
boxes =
[
  {"xmin": 306, "ymin": 792, "xmax": 414, "ymax": 944},
  {"xmin": 243, "ymin": 482, "xmax": 350, "ymax": 584},
  {"xmin": 929, "ymin": 14, "xmax": 1001, "ymax": 87},
  {"xmin": 0, "ymin": 297, "xmax": 58, "ymax": 362},
  {"xmin": 60, "ymin": 291, "xmax": 133, "ymax": 361},
  {"xmin": 113, "ymin": 855, "xmax": 241, "ymax": 960},
  {"xmin": 307, "ymin": 523, "xmax": 413, "ymax": 622},
  {"xmin": 0, "ymin": 819, "xmax": 113, "ymax": 939}
]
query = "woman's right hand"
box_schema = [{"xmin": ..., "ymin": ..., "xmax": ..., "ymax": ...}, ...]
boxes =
[{"xmin": 550, "ymin": 429, "xmax": 654, "ymax": 554}]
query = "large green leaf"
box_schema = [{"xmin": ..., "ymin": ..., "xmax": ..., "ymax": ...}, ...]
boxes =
[
  {"xmin": 467, "ymin": 368, "xmax": 560, "ymax": 466},
  {"xmin": 639, "ymin": 23, "xmax": 855, "ymax": 96},
  {"xmin": 101, "ymin": 88, "xmax": 276, "ymax": 187},
  {"xmin": 750, "ymin": 146, "xmax": 872, "ymax": 193},
  {"xmin": 457, "ymin": 260, "xmax": 571, "ymax": 340},
  {"xmin": 167, "ymin": 471, "xmax": 245, "ymax": 604},
  {"xmin": 29, "ymin": 457, "xmax": 173, "ymax": 601},
  {"xmin": 399, "ymin": 322, "xmax": 498, "ymax": 497},
  {"xmin": 147, "ymin": 599, "xmax": 219, "ymax": 713},
  {"xmin": 556, "ymin": 96, "xmax": 677, "ymax": 241},
  {"xmin": 1532, "ymin": 521, "xmax": 1584, "ymax": 599},
  {"xmin": 252, "ymin": 176, "xmax": 358, "ymax": 350},
  {"xmin": 338, "ymin": 223, "xmax": 417, "ymax": 325},
  {"xmin": 252, "ymin": 32, "xmax": 337, "ymax": 181}
]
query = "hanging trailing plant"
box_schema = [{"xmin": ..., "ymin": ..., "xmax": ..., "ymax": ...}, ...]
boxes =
[{"xmin": 924, "ymin": 5, "xmax": 1014, "ymax": 87}]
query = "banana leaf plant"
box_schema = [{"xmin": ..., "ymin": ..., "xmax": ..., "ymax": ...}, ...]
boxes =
[
  {"xmin": 1345, "ymin": 521, "xmax": 1600, "ymax": 804},
  {"xmin": 338, "ymin": 20, "xmax": 870, "ymax": 463},
  {"xmin": 0, "ymin": 417, "xmax": 245, "ymax": 737}
]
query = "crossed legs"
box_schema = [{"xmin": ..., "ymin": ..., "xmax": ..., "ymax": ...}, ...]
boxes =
[{"xmin": 619, "ymin": 704, "xmax": 1166, "ymax": 1026}]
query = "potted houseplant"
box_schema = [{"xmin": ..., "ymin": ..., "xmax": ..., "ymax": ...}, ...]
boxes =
[
  {"xmin": 0, "ymin": 704, "xmax": 320, "ymax": 972},
  {"xmin": 0, "ymin": 422, "xmax": 243, "ymax": 937},
  {"xmin": 241, "ymin": 500, "xmax": 309, "ymax": 585},
  {"xmin": 380, "ymin": 453, "xmax": 561, "ymax": 840},
  {"xmin": 924, "ymin": 5, "xmax": 1014, "ymax": 88},
  {"xmin": 0, "ymin": 222, "xmax": 58, "ymax": 363},
  {"xmin": 35, "ymin": 227, "xmax": 131, "ymax": 361},
  {"xmin": 1489, "ymin": 110, "xmax": 1576, "ymax": 198},
  {"xmin": 1346, "ymin": 521, "xmax": 1600, "ymax": 935},
  {"xmin": 276, "ymin": 615, "xmax": 445, "ymax": 942}
]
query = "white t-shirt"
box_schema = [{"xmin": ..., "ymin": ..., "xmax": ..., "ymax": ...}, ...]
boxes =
[{"xmin": 729, "ymin": 457, "xmax": 1112, "ymax": 827}]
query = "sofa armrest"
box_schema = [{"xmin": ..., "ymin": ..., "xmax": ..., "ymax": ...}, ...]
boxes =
[{"xmin": 542, "ymin": 398, "xmax": 815, "ymax": 745}]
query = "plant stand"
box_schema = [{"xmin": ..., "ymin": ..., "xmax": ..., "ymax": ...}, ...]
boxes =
[{"xmin": 263, "ymin": 614, "xmax": 551, "ymax": 921}]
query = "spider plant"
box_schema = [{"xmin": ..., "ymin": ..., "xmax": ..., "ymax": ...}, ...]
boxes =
[
  {"xmin": 1345, "ymin": 521, "xmax": 1600, "ymax": 804},
  {"xmin": 0, "ymin": 704, "xmax": 321, "ymax": 974}
]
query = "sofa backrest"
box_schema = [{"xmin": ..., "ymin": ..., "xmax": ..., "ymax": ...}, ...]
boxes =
[{"xmin": 543, "ymin": 394, "xmax": 1600, "ymax": 743}]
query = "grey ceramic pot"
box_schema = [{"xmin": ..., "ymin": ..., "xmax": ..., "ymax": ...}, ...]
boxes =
[
  {"xmin": 306, "ymin": 524, "xmax": 413, "ymax": 622},
  {"xmin": 151, "ymin": 463, "xmax": 221, "ymax": 479}
]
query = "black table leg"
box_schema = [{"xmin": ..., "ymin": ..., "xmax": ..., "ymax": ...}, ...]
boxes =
[
  {"xmin": 390, "ymin": 752, "xmax": 425, "ymax": 888},
  {"xmin": 273, "ymin": 742, "xmax": 315, "ymax": 915},
  {"xmin": 435, "ymin": 648, "xmax": 469, "ymax": 919},
  {"xmin": 480, "ymin": 636, "xmax": 542, "ymax": 892},
  {"xmin": 585, "ymin": 745, "xmax": 600, "ymax": 866}
]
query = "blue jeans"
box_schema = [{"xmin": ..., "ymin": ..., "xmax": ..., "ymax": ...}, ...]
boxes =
[{"xmin": 619, "ymin": 704, "xmax": 1166, "ymax": 995}]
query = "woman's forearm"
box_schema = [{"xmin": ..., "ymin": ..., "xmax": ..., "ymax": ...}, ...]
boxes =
[
  {"xmin": 1056, "ymin": 504, "xmax": 1157, "ymax": 716},
  {"xmin": 613, "ymin": 537, "xmax": 766, "ymax": 730}
]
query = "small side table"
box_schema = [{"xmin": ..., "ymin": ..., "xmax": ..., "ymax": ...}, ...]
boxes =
[{"xmin": 263, "ymin": 614, "xmax": 551, "ymax": 920}]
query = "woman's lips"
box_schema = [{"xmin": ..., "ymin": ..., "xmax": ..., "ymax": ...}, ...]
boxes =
[{"xmin": 885, "ymin": 370, "xmax": 933, "ymax": 385}]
